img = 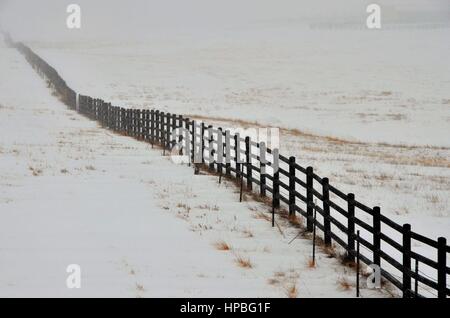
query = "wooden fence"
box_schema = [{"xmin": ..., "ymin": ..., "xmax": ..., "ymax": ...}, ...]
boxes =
[{"xmin": 13, "ymin": 40, "xmax": 449, "ymax": 298}]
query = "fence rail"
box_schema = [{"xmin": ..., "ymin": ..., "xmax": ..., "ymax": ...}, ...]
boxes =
[{"xmin": 12, "ymin": 39, "xmax": 449, "ymax": 298}]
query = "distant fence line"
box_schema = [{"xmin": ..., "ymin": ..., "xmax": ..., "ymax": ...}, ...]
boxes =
[{"xmin": 12, "ymin": 39, "xmax": 449, "ymax": 299}]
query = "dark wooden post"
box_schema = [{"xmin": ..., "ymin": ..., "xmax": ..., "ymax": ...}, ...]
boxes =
[
  {"xmin": 322, "ymin": 177, "xmax": 331, "ymax": 246},
  {"xmin": 155, "ymin": 110, "xmax": 160, "ymax": 145},
  {"xmin": 245, "ymin": 136, "xmax": 252, "ymax": 190},
  {"xmin": 191, "ymin": 120, "xmax": 196, "ymax": 164},
  {"xmin": 273, "ymin": 164, "xmax": 280, "ymax": 209},
  {"xmin": 201, "ymin": 123, "xmax": 206, "ymax": 164},
  {"xmin": 150, "ymin": 110, "xmax": 155, "ymax": 146},
  {"xmin": 171, "ymin": 113, "xmax": 176, "ymax": 149},
  {"xmin": 373, "ymin": 206, "xmax": 381, "ymax": 267},
  {"xmin": 137, "ymin": 109, "xmax": 142, "ymax": 139},
  {"xmin": 127, "ymin": 109, "xmax": 132, "ymax": 135},
  {"xmin": 234, "ymin": 134, "xmax": 241, "ymax": 179},
  {"xmin": 184, "ymin": 118, "xmax": 190, "ymax": 159},
  {"xmin": 402, "ymin": 223, "xmax": 412, "ymax": 298},
  {"xmin": 136, "ymin": 109, "xmax": 141, "ymax": 138},
  {"xmin": 306, "ymin": 166, "xmax": 314, "ymax": 232},
  {"xmin": 178, "ymin": 115, "xmax": 184, "ymax": 155},
  {"xmin": 260, "ymin": 143, "xmax": 266, "ymax": 197},
  {"xmin": 127, "ymin": 109, "xmax": 131, "ymax": 136},
  {"xmin": 217, "ymin": 127, "xmax": 223, "ymax": 174},
  {"xmin": 145, "ymin": 110, "xmax": 150, "ymax": 141},
  {"xmin": 437, "ymin": 237, "xmax": 447, "ymax": 298},
  {"xmin": 159, "ymin": 112, "xmax": 164, "ymax": 145},
  {"xmin": 288, "ymin": 156, "xmax": 296, "ymax": 216},
  {"xmin": 347, "ymin": 193, "xmax": 355, "ymax": 262},
  {"xmin": 164, "ymin": 113, "xmax": 170, "ymax": 149},
  {"xmin": 120, "ymin": 108, "xmax": 125, "ymax": 132},
  {"xmin": 129, "ymin": 109, "xmax": 133, "ymax": 136},
  {"xmin": 225, "ymin": 131, "xmax": 231, "ymax": 177},
  {"xmin": 208, "ymin": 125, "xmax": 214, "ymax": 171}
]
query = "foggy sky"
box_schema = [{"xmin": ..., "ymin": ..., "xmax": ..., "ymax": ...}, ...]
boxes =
[{"xmin": 0, "ymin": 0, "xmax": 449, "ymax": 42}]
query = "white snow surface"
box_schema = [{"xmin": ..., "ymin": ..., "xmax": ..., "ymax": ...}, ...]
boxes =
[{"xmin": 0, "ymin": 41, "xmax": 389, "ymax": 297}]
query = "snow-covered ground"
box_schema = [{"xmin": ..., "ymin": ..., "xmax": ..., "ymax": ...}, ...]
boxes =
[
  {"xmin": 27, "ymin": 24, "xmax": 450, "ymax": 243},
  {"xmin": 0, "ymin": 38, "xmax": 390, "ymax": 297},
  {"xmin": 0, "ymin": 0, "xmax": 448, "ymax": 297}
]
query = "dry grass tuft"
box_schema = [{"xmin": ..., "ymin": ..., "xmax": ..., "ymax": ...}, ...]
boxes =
[
  {"xmin": 196, "ymin": 204, "xmax": 220, "ymax": 211},
  {"xmin": 337, "ymin": 277, "xmax": 353, "ymax": 291},
  {"xmin": 29, "ymin": 166, "xmax": 43, "ymax": 176},
  {"xmin": 307, "ymin": 258, "xmax": 316, "ymax": 268},
  {"xmin": 284, "ymin": 284, "xmax": 298, "ymax": 298},
  {"xmin": 427, "ymin": 195, "xmax": 440, "ymax": 204},
  {"xmin": 274, "ymin": 272, "xmax": 285, "ymax": 278},
  {"xmin": 135, "ymin": 283, "xmax": 145, "ymax": 292},
  {"xmin": 267, "ymin": 278, "xmax": 280, "ymax": 285},
  {"xmin": 242, "ymin": 229, "xmax": 254, "ymax": 238},
  {"xmin": 214, "ymin": 240, "xmax": 231, "ymax": 251},
  {"xmin": 234, "ymin": 255, "xmax": 253, "ymax": 269},
  {"xmin": 288, "ymin": 214, "xmax": 303, "ymax": 226},
  {"xmin": 252, "ymin": 211, "xmax": 271, "ymax": 222}
]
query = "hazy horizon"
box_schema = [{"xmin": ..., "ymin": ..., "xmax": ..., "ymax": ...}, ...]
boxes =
[{"xmin": 0, "ymin": 0, "xmax": 449, "ymax": 43}]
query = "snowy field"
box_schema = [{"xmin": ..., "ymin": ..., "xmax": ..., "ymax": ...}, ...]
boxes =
[
  {"xmin": 24, "ymin": 17, "xmax": 450, "ymax": 243},
  {"xmin": 0, "ymin": 39, "xmax": 391, "ymax": 297}
]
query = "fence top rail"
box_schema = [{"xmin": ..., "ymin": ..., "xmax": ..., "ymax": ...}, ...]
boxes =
[
  {"xmin": 328, "ymin": 184, "xmax": 348, "ymax": 201},
  {"xmin": 293, "ymin": 163, "xmax": 307, "ymax": 174},
  {"xmin": 353, "ymin": 199, "xmax": 374, "ymax": 216}
]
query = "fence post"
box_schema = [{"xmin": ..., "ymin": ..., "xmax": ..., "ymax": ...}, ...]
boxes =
[
  {"xmin": 165, "ymin": 113, "xmax": 171, "ymax": 150},
  {"xmin": 111, "ymin": 106, "xmax": 114, "ymax": 130},
  {"xmin": 208, "ymin": 125, "xmax": 214, "ymax": 171},
  {"xmin": 259, "ymin": 143, "xmax": 266, "ymax": 197},
  {"xmin": 306, "ymin": 166, "xmax": 314, "ymax": 232},
  {"xmin": 225, "ymin": 130, "xmax": 231, "ymax": 177},
  {"xmin": 138, "ymin": 109, "xmax": 142, "ymax": 139},
  {"xmin": 288, "ymin": 156, "xmax": 296, "ymax": 216},
  {"xmin": 150, "ymin": 110, "xmax": 155, "ymax": 146},
  {"xmin": 437, "ymin": 237, "xmax": 447, "ymax": 298},
  {"xmin": 184, "ymin": 118, "xmax": 190, "ymax": 162},
  {"xmin": 178, "ymin": 115, "xmax": 184, "ymax": 155},
  {"xmin": 128, "ymin": 109, "xmax": 132, "ymax": 136},
  {"xmin": 159, "ymin": 112, "xmax": 165, "ymax": 146},
  {"xmin": 129, "ymin": 109, "xmax": 134, "ymax": 136},
  {"xmin": 121, "ymin": 108, "xmax": 125, "ymax": 132},
  {"xmin": 347, "ymin": 193, "xmax": 355, "ymax": 262},
  {"xmin": 191, "ymin": 120, "xmax": 196, "ymax": 164},
  {"xmin": 234, "ymin": 134, "xmax": 241, "ymax": 179},
  {"xmin": 402, "ymin": 223, "xmax": 412, "ymax": 298},
  {"xmin": 103, "ymin": 101, "xmax": 107, "ymax": 126},
  {"xmin": 106, "ymin": 103, "xmax": 113, "ymax": 129},
  {"xmin": 100, "ymin": 100, "xmax": 104, "ymax": 124},
  {"xmin": 245, "ymin": 136, "xmax": 252, "ymax": 190},
  {"xmin": 106, "ymin": 103, "xmax": 110, "ymax": 128},
  {"xmin": 137, "ymin": 109, "xmax": 141, "ymax": 138},
  {"xmin": 356, "ymin": 230, "xmax": 361, "ymax": 298},
  {"xmin": 273, "ymin": 164, "xmax": 280, "ymax": 209},
  {"xmin": 156, "ymin": 110, "xmax": 161, "ymax": 145},
  {"xmin": 373, "ymin": 206, "xmax": 381, "ymax": 267},
  {"xmin": 217, "ymin": 127, "xmax": 223, "ymax": 175},
  {"xmin": 172, "ymin": 114, "xmax": 177, "ymax": 149},
  {"xmin": 145, "ymin": 110, "xmax": 150, "ymax": 141},
  {"xmin": 322, "ymin": 177, "xmax": 331, "ymax": 246},
  {"xmin": 201, "ymin": 123, "xmax": 206, "ymax": 164}
]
